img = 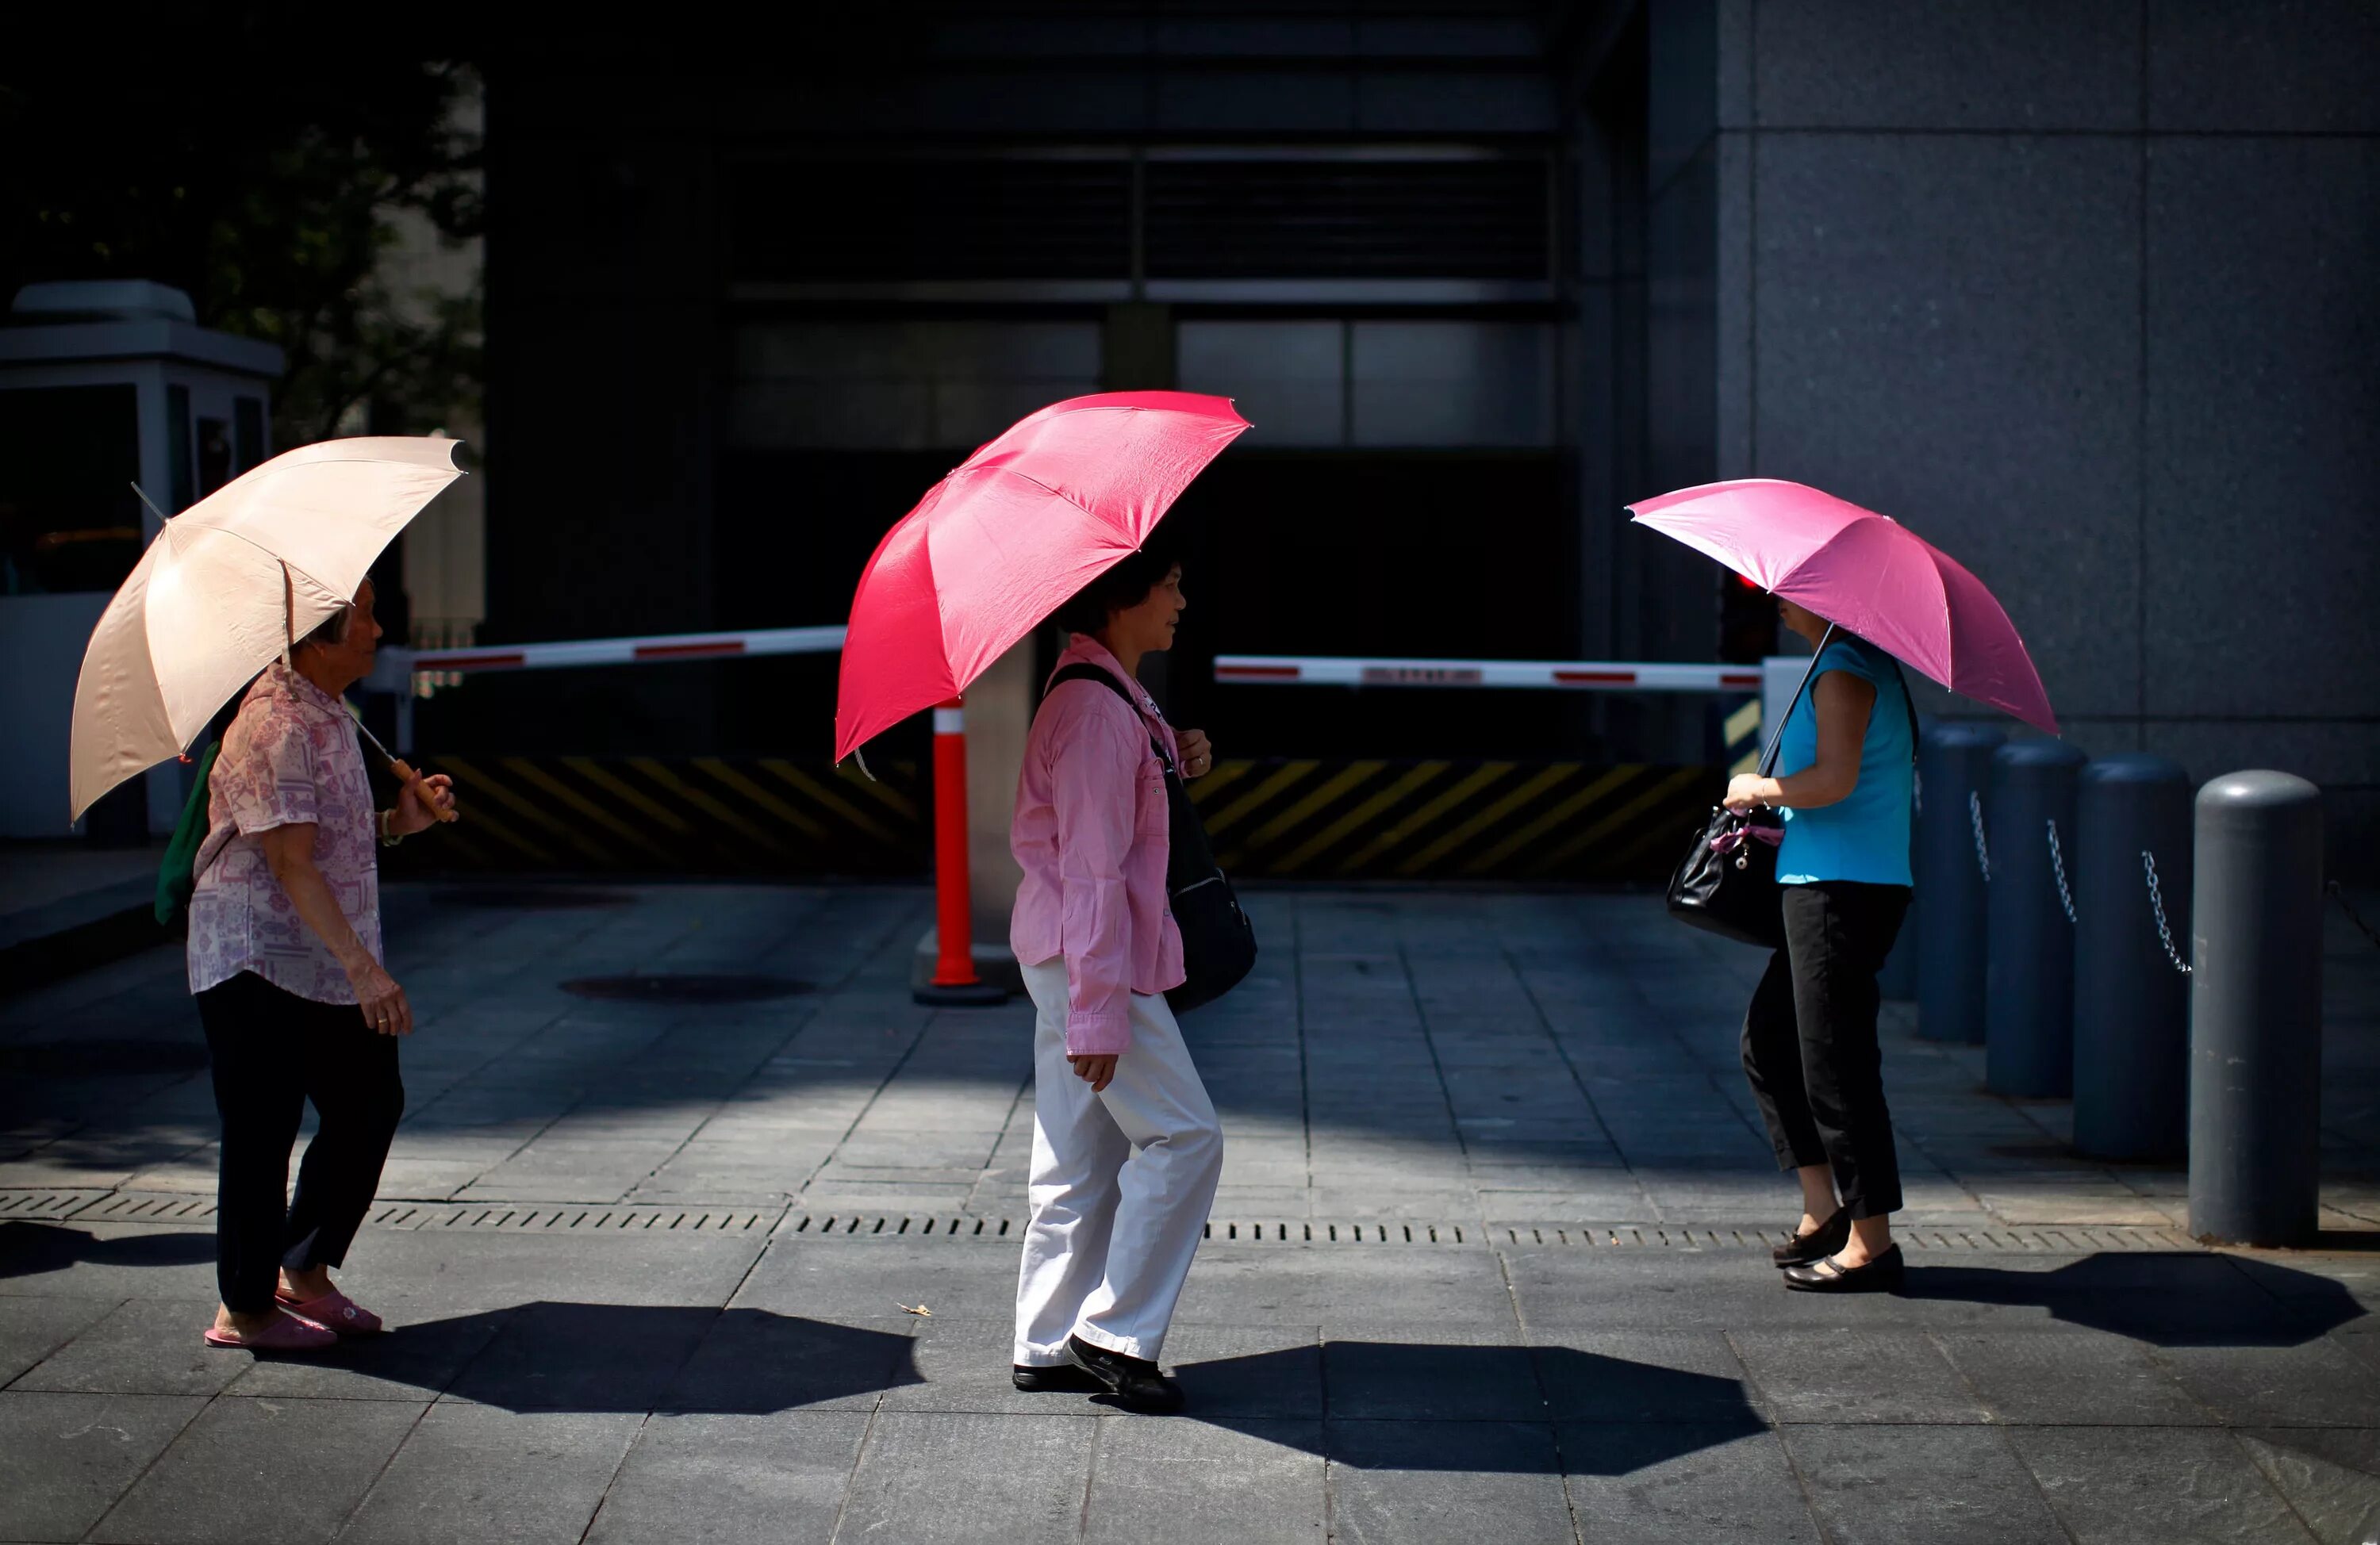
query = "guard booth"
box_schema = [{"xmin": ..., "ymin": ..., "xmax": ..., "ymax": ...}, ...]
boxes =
[{"xmin": 0, "ymin": 280, "xmax": 283, "ymax": 840}]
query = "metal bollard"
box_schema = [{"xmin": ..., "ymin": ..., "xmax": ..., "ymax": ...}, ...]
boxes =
[
  {"xmin": 2071, "ymin": 755, "xmax": 2193, "ymax": 1160},
  {"xmin": 2189, "ymin": 771, "xmax": 2324, "ymax": 1248},
  {"xmin": 1985, "ymin": 738, "xmax": 2089, "ymax": 1097},
  {"xmin": 1916, "ymin": 724, "xmax": 2006, "ymax": 1041},
  {"xmin": 1879, "ymin": 776, "xmax": 1922, "ymax": 1002}
]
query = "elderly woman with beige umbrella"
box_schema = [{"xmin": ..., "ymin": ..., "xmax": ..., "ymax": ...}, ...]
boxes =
[{"xmin": 71, "ymin": 439, "xmax": 464, "ymax": 1350}]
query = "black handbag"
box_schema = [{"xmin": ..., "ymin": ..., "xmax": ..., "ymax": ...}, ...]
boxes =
[
  {"xmin": 1045, "ymin": 665, "xmax": 1257, "ymax": 1014},
  {"xmin": 1666, "ymin": 628, "xmax": 1920, "ymax": 949},
  {"xmin": 1665, "ymin": 632, "xmax": 1833, "ymax": 949}
]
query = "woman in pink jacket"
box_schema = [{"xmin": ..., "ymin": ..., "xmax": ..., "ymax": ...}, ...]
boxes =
[{"xmin": 1007, "ymin": 542, "xmax": 1223, "ymax": 1414}]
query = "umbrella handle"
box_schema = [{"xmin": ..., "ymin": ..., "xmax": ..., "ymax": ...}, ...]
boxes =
[{"xmin": 386, "ymin": 757, "xmax": 461, "ymax": 823}]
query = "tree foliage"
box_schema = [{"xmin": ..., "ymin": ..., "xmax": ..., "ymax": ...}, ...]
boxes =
[{"xmin": 0, "ymin": 10, "xmax": 483, "ymax": 447}]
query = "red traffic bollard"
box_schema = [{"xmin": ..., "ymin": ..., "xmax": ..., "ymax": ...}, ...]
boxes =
[{"xmin": 915, "ymin": 698, "xmax": 1008, "ymax": 1006}]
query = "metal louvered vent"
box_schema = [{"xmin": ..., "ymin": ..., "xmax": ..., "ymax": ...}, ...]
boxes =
[
  {"xmin": 1144, "ymin": 158, "xmax": 1550, "ymax": 280},
  {"xmin": 731, "ymin": 159, "xmax": 1131, "ymax": 281}
]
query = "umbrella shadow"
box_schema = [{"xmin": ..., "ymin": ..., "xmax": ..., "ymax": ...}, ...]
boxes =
[
  {"xmin": 0, "ymin": 1221, "xmax": 216, "ymax": 1280},
  {"xmin": 1902, "ymin": 1252, "xmax": 2367, "ymax": 1346},
  {"xmin": 306, "ymin": 1302, "xmax": 923, "ymax": 1414},
  {"xmin": 1173, "ymin": 1343, "xmax": 1767, "ymax": 1474}
]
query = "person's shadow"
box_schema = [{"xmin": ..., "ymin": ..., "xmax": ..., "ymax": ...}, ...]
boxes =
[
  {"xmin": 1901, "ymin": 1252, "xmax": 2366, "ymax": 1346},
  {"xmin": 255, "ymin": 1302, "xmax": 927, "ymax": 1415},
  {"xmin": 0, "ymin": 1221, "xmax": 217, "ymax": 1280}
]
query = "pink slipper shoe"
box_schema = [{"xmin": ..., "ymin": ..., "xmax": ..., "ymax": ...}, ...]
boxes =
[
  {"xmin": 275, "ymin": 1287, "xmax": 383, "ymax": 1336},
  {"xmin": 205, "ymin": 1310, "xmax": 337, "ymax": 1351}
]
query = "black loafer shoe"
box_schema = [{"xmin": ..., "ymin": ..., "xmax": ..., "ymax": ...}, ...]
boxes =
[
  {"xmin": 1783, "ymin": 1244, "xmax": 1905, "ymax": 1294},
  {"xmin": 1772, "ymin": 1209, "xmax": 1852, "ymax": 1269},
  {"xmin": 1065, "ymin": 1334, "xmax": 1186, "ymax": 1413},
  {"xmin": 1013, "ymin": 1363, "xmax": 1105, "ymax": 1394}
]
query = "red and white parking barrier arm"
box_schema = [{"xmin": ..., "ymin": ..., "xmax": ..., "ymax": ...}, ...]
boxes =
[
  {"xmin": 1213, "ymin": 655, "xmax": 1764, "ymax": 692},
  {"xmin": 391, "ymin": 623, "xmax": 847, "ymax": 677}
]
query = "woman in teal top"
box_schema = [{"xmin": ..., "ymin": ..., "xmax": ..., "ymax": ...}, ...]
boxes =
[{"xmin": 1723, "ymin": 599, "xmax": 1916, "ymax": 1294}]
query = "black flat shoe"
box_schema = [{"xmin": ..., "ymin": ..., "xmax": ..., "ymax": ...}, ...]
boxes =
[
  {"xmin": 1772, "ymin": 1209, "xmax": 1852, "ymax": 1269},
  {"xmin": 1783, "ymin": 1244, "xmax": 1905, "ymax": 1294},
  {"xmin": 1013, "ymin": 1363, "xmax": 1105, "ymax": 1394},
  {"xmin": 1065, "ymin": 1334, "xmax": 1186, "ymax": 1413}
]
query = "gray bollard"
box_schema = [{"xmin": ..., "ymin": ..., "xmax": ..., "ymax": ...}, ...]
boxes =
[
  {"xmin": 2071, "ymin": 755, "xmax": 2193, "ymax": 1160},
  {"xmin": 2189, "ymin": 770, "xmax": 2324, "ymax": 1248},
  {"xmin": 1879, "ymin": 776, "xmax": 1921, "ymax": 1001},
  {"xmin": 1985, "ymin": 738, "xmax": 2089, "ymax": 1097},
  {"xmin": 1916, "ymin": 724, "xmax": 2006, "ymax": 1041}
]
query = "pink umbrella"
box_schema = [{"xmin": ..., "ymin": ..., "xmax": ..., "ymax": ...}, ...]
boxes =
[
  {"xmin": 835, "ymin": 390, "xmax": 1250, "ymax": 761},
  {"xmin": 1628, "ymin": 477, "xmax": 2059, "ymax": 734}
]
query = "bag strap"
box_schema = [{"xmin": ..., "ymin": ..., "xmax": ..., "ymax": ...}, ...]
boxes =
[
  {"xmin": 1045, "ymin": 663, "xmax": 1176, "ymax": 777},
  {"xmin": 1755, "ymin": 624, "xmax": 1837, "ymax": 777}
]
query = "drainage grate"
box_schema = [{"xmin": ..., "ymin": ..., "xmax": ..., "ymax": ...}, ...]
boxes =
[
  {"xmin": 559, "ymin": 974, "xmax": 812, "ymax": 1004},
  {"xmin": 1484, "ymin": 1223, "xmax": 2198, "ymax": 1252},
  {"xmin": 371, "ymin": 1205, "xmax": 782, "ymax": 1233},
  {"xmin": 73, "ymin": 1192, "xmax": 217, "ymax": 1223},
  {"xmin": 0, "ymin": 1190, "xmax": 110, "ymax": 1220}
]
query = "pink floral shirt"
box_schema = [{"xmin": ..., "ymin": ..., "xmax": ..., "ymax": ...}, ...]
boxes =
[
  {"xmin": 186, "ymin": 662, "xmax": 382, "ymax": 1005},
  {"xmin": 1010, "ymin": 636, "xmax": 1187, "ymax": 1055}
]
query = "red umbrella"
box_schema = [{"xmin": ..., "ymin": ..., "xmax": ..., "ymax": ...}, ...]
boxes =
[
  {"xmin": 834, "ymin": 390, "xmax": 1250, "ymax": 761},
  {"xmin": 1629, "ymin": 478, "xmax": 2059, "ymax": 734}
]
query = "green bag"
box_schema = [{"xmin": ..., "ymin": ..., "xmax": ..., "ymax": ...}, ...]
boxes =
[{"xmin": 154, "ymin": 741, "xmax": 221, "ymax": 926}]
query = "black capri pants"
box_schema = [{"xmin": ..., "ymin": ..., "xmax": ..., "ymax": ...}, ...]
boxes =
[
  {"xmin": 193, "ymin": 971, "xmax": 404, "ymax": 1313},
  {"xmin": 1740, "ymin": 880, "xmax": 1911, "ymax": 1220}
]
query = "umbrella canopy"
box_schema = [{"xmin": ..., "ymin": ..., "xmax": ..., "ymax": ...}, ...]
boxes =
[
  {"xmin": 834, "ymin": 390, "xmax": 1250, "ymax": 761},
  {"xmin": 69, "ymin": 436, "xmax": 463, "ymax": 820},
  {"xmin": 1628, "ymin": 478, "xmax": 2059, "ymax": 735}
]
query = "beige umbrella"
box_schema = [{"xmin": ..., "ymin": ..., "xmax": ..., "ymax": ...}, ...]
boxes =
[{"xmin": 69, "ymin": 435, "xmax": 464, "ymax": 821}]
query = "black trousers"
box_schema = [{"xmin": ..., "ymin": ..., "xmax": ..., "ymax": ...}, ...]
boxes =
[
  {"xmin": 194, "ymin": 971, "xmax": 404, "ymax": 1312},
  {"xmin": 1741, "ymin": 881, "xmax": 1911, "ymax": 1220}
]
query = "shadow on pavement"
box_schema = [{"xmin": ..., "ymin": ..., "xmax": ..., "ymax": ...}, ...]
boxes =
[
  {"xmin": 1179, "ymin": 1343, "xmax": 1766, "ymax": 1473},
  {"xmin": 0, "ymin": 1220, "xmax": 216, "ymax": 1279},
  {"xmin": 350, "ymin": 1302, "xmax": 925, "ymax": 1413},
  {"xmin": 1903, "ymin": 1252, "xmax": 2367, "ymax": 1345}
]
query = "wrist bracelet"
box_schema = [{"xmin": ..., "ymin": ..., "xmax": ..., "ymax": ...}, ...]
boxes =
[{"xmin": 378, "ymin": 811, "xmax": 404, "ymax": 848}]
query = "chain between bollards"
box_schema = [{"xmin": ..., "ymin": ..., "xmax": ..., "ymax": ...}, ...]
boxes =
[
  {"xmin": 1969, "ymin": 790, "xmax": 1991, "ymax": 882},
  {"xmin": 2330, "ymin": 881, "xmax": 2380, "ymax": 954},
  {"xmin": 2048, "ymin": 819, "xmax": 2076, "ymax": 924},
  {"xmin": 2145, "ymin": 850, "xmax": 2191, "ymax": 975}
]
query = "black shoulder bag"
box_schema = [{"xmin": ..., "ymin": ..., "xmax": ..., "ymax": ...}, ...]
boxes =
[
  {"xmin": 1665, "ymin": 630, "xmax": 1921, "ymax": 949},
  {"xmin": 1045, "ymin": 665, "xmax": 1257, "ymax": 1014}
]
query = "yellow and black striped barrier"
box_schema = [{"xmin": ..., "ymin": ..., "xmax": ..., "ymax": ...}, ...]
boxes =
[{"xmin": 382, "ymin": 756, "xmax": 1721, "ymax": 884}]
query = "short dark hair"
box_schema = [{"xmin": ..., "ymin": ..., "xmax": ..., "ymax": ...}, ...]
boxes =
[{"xmin": 1053, "ymin": 539, "xmax": 1179, "ymax": 637}]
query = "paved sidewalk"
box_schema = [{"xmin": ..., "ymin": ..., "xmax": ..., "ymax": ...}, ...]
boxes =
[{"xmin": 2, "ymin": 880, "xmax": 2376, "ymax": 1543}]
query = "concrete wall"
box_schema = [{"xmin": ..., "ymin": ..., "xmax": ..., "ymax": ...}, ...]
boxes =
[{"xmin": 1645, "ymin": 0, "xmax": 2379, "ymax": 865}]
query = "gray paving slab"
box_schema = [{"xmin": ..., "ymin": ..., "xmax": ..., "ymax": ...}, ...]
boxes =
[
  {"xmin": 584, "ymin": 1411, "xmax": 870, "ymax": 1545},
  {"xmin": 1561, "ymin": 1425, "xmax": 1819, "ymax": 1543},
  {"xmin": 325, "ymin": 1230, "xmax": 766, "ymax": 1312},
  {"xmin": 443, "ymin": 1300, "xmax": 714, "ymax": 1413},
  {"xmin": 90, "ymin": 1394, "xmax": 425, "ymax": 1545},
  {"xmin": 662, "ymin": 1306, "xmax": 921, "ymax": 1415},
  {"xmin": 1526, "ymin": 1328, "xmax": 1763, "ymax": 1425},
  {"xmin": 1726, "ymin": 1327, "xmax": 1990, "ymax": 1424},
  {"xmin": 731, "ymin": 1238, "xmax": 1026, "ymax": 1324},
  {"xmin": 336, "ymin": 1405, "xmax": 641, "ymax": 1545},
  {"xmin": 0, "ymin": 1223, "xmax": 218, "ymax": 1302},
  {"xmin": 1781, "ymin": 1424, "xmax": 2067, "ymax": 1545},
  {"xmin": 2158, "ymin": 1341, "xmax": 2380, "ymax": 1428},
  {"xmin": 2008, "ymin": 1425, "xmax": 2316, "ymax": 1544},
  {"xmin": 1323, "ymin": 1421, "xmax": 1575, "ymax": 1545},
  {"xmin": 1082, "ymin": 1417, "xmax": 1325, "ymax": 1545},
  {"xmin": 1174, "ymin": 1246, "xmax": 1520, "ymax": 1331},
  {"xmin": 1930, "ymin": 1328, "xmax": 2218, "ymax": 1425},
  {"xmin": 831, "ymin": 1411, "xmax": 1095, "ymax": 1545},
  {"xmin": 2235, "ymin": 1430, "xmax": 2380, "ymax": 1545},
  {"xmin": 0, "ymin": 1391, "xmax": 205, "ymax": 1543},
  {"xmin": 0, "ymin": 1293, "xmax": 117, "ymax": 1385},
  {"xmin": 12, "ymin": 1299, "xmax": 245, "ymax": 1398},
  {"xmin": 1322, "ymin": 1326, "xmax": 1541, "ymax": 1420}
]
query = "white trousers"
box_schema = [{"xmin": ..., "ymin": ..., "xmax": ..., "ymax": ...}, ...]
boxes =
[{"xmin": 1012, "ymin": 959, "xmax": 1223, "ymax": 1367}]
